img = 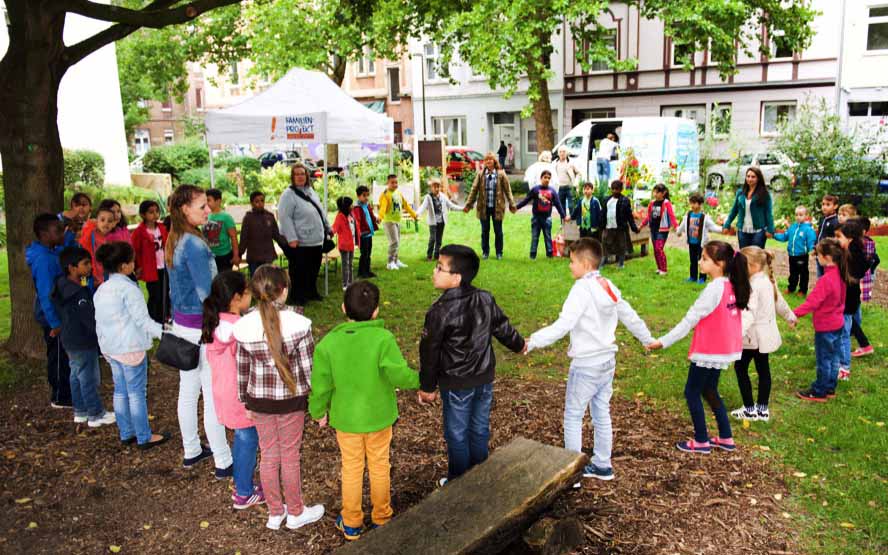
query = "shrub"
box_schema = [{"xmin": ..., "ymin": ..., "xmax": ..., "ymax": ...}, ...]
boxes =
[
  {"xmin": 64, "ymin": 149, "xmax": 105, "ymax": 187},
  {"xmin": 179, "ymin": 166, "xmax": 236, "ymax": 196},
  {"xmin": 142, "ymin": 140, "xmax": 209, "ymax": 181},
  {"xmin": 64, "ymin": 184, "xmax": 163, "ymax": 213}
]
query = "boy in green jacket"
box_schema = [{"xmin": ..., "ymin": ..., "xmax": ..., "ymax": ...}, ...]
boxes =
[{"xmin": 309, "ymin": 280, "xmax": 419, "ymax": 541}]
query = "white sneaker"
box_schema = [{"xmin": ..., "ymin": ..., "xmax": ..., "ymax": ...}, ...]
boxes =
[
  {"xmin": 285, "ymin": 504, "xmax": 324, "ymax": 530},
  {"xmin": 730, "ymin": 407, "xmax": 758, "ymax": 421},
  {"xmin": 437, "ymin": 477, "xmax": 448, "ymax": 487},
  {"xmin": 342, "ymin": 286, "xmax": 348, "ymax": 291},
  {"xmin": 396, "ymin": 260, "xmax": 408, "ymax": 268},
  {"xmin": 386, "ymin": 262, "xmax": 398, "ymax": 270},
  {"xmin": 73, "ymin": 415, "xmax": 88, "ymax": 424},
  {"xmin": 87, "ymin": 411, "xmax": 116, "ymax": 428},
  {"xmin": 267, "ymin": 507, "xmax": 288, "ymax": 530}
]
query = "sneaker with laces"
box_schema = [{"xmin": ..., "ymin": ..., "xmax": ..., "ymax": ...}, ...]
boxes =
[
  {"xmin": 396, "ymin": 260, "xmax": 408, "ymax": 268},
  {"xmin": 730, "ymin": 407, "xmax": 758, "ymax": 421},
  {"xmin": 582, "ymin": 464, "xmax": 614, "ymax": 481},
  {"xmin": 386, "ymin": 262, "xmax": 397, "ymax": 270},
  {"xmin": 756, "ymin": 407, "xmax": 770, "ymax": 422},
  {"xmin": 73, "ymin": 414, "xmax": 88, "ymax": 424},
  {"xmin": 697, "ymin": 277, "xmax": 706, "ymax": 284},
  {"xmin": 851, "ymin": 345, "xmax": 874, "ymax": 357},
  {"xmin": 838, "ymin": 368, "xmax": 850, "ymax": 380},
  {"xmin": 286, "ymin": 504, "xmax": 324, "ymax": 530},
  {"xmin": 796, "ymin": 388, "xmax": 828, "ymax": 402},
  {"xmin": 675, "ymin": 439, "xmax": 711, "ymax": 454},
  {"xmin": 232, "ymin": 487, "xmax": 266, "ymax": 510},
  {"xmin": 335, "ymin": 515, "xmax": 362, "ymax": 541},
  {"xmin": 214, "ymin": 464, "xmax": 233, "ymax": 480},
  {"xmin": 437, "ymin": 477, "xmax": 448, "ymax": 487},
  {"xmin": 87, "ymin": 411, "xmax": 116, "ymax": 428},
  {"xmin": 183, "ymin": 445, "xmax": 213, "ymax": 468},
  {"xmin": 709, "ymin": 437, "xmax": 736, "ymax": 452},
  {"xmin": 684, "ymin": 277, "xmax": 696, "ymax": 283},
  {"xmin": 266, "ymin": 507, "xmax": 288, "ymax": 530}
]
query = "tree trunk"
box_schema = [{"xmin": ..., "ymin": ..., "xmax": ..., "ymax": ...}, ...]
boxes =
[
  {"xmin": 0, "ymin": 1, "xmax": 69, "ymax": 360},
  {"xmin": 531, "ymin": 79, "xmax": 555, "ymax": 154}
]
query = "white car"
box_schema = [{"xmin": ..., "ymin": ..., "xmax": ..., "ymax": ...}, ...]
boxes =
[{"xmin": 706, "ymin": 152, "xmax": 794, "ymax": 191}]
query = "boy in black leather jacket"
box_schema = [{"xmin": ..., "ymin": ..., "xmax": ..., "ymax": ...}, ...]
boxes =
[{"xmin": 418, "ymin": 244, "xmax": 525, "ymax": 485}]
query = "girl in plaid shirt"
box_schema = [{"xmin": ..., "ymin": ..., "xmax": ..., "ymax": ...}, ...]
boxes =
[
  {"xmin": 233, "ymin": 265, "xmax": 325, "ymax": 531},
  {"xmin": 852, "ymin": 217, "xmax": 878, "ymax": 358}
]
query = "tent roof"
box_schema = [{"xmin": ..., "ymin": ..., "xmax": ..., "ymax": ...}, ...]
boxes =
[{"xmin": 205, "ymin": 68, "xmax": 394, "ymax": 145}]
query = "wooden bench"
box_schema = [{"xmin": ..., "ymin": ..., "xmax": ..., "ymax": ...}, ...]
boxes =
[{"xmin": 335, "ymin": 437, "xmax": 587, "ymax": 555}]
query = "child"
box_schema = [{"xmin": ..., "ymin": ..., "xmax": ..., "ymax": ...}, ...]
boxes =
[
  {"xmin": 417, "ymin": 178, "xmax": 464, "ymax": 261},
  {"xmin": 837, "ymin": 203, "xmax": 857, "ymax": 224},
  {"xmin": 309, "ymin": 281, "xmax": 420, "ymax": 540},
  {"xmin": 772, "ymin": 205, "xmax": 817, "ymax": 296},
  {"xmin": 131, "ymin": 200, "xmax": 170, "ymax": 324},
  {"xmin": 51, "ymin": 247, "xmax": 115, "ymax": 427},
  {"xmin": 377, "ymin": 174, "xmax": 418, "ymax": 270},
  {"xmin": 602, "ymin": 180, "xmax": 639, "ymax": 269},
  {"xmin": 731, "ymin": 247, "xmax": 797, "ymax": 422},
  {"xmin": 59, "ymin": 192, "xmax": 92, "ymax": 243},
  {"xmin": 204, "ymin": 188, "xmax": 240, "ymax": 271},
  {"xmin": 105, "ymin": 199, "xmax": 132, "ymax": 243},
  {"xmin": 647, "ymin": 241, "xmax": 750, "ymax": 453},
  {"xmin": 816, "ymin": 194, "xmax": 839, "ymax": 277},
  {"xmin": 93, "ymin": 242, "xmax": 169, "ymax": 449},
  {"xmin": 353, "ymin": 185, "xmax": 380, "ymax": 278},
  {"xmin": 418, "ymin": 244, "xmax": 525, "ymax": 484},
  {"xmin": 794, "ymin": 239, "xmax": 848, "ymax": 401},
  {"xmin": 525, "ymin": 238, "xmax": 653, "ymax": 483},
  {"xmin": 240, "ymin": 191, "xmax": 284, "ymax": 276},
  {"xmin": 332, "ymin": 196, "xmax": 358, "ymax": 291},
  {"xmin": 26, "ymin": 214, "xmax": 73, "ymax": 407},
  {"xmin": 853, "ymin": 217, "xmax": 879, "ymax": 357},
  {"xmin": 675, "ymin": 193, "xmax": 721, "ymax": 284},
  {"xmin": 570, "ymin": 182, "xmax": 602, "ymax": 240},
  {"xmin": 232, "ymin": 265, "xmax": 324, "ymax": 531},
  {"xmin": 515, "ymin": 170, "xmax": 569, "ymax": 259},
  {"xmin": 202, "ymin": 270, "xmax": 264, "ymax": 510},
  {"xmin": 639, "ymin": 184, "xmax": 677, "ymax": 275},
  {"xmin": 79, "ymin": 203, "xmax": 117, "ymax": 286},
  {"xmin": 835, "ymin": 221, "xmax": 869, "ymax": 381}
]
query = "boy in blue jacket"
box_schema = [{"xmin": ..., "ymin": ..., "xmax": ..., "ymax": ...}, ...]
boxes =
[
  {"xmin": 773, "ymin": 205, "xmax": 817, "ymax": 295},
  {"xmin": 26, "ymin": 214, "xmax": 73, "ymax": 408},
  {"xmin": 516, "ymin": 170, "xmax": 570, "ymax": 259}
]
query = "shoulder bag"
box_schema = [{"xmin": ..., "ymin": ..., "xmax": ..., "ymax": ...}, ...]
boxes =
[{"xmin": 290, "ymin": 187, "xmax": 335, "ymax": 254}]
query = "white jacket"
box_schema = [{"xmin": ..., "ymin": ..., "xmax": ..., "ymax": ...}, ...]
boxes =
[
  {"xmin": 742, "ymin": 272, "xmax": 796, "ymax": 353},
  {"xmin": 416, "ymin": 192, "xmax": 464, "ymax": 226},
  {"xmin": 675, "ymin": 211, "xmax": 722, "ymax": 245},
  {"xmin": 527, "ymin": 271, "xmax": 654, "ymax": 367}
]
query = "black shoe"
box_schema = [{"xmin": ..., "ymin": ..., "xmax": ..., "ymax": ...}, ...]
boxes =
[
  {"xmin": 482, "ymin": 253, "xmax": 489, "ymax": 260},
  {"xmin": 367, "ymin": 271, "xmax": 377, "ymax": 278},
  {"xmin": 183, "ymin": 445, "xmax": 213, "ymax": 467},
  {"xmin": 120, "ymin": 436, "xmax": 137, "ymax": 446},
  {"xmin": 215, "ymin": 464, "xmax": 233, "ymax": 480},
  {"xmin": 138, "ymin": 432, "xmax": 171, "ymax": 451},
  {"xmin": 796, "ymin": 389, "xmax": 828, "ymax": 402},
  {"xmin": 496, "ymin": 254, "xmax": 503, "ymax": 260}
]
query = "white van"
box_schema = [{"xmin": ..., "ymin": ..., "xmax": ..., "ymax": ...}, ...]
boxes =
[{"xmin": 553, "ymin": 117, "xmax": 700, "ymax": 192}]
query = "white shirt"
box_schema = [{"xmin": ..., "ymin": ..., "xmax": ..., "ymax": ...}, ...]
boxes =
[
  {"xmin": 742, "ymin": 197, "xmax": 755, "ymax": 233},
  {"xmin": 606, "ymin": 197, "xmax": 618, "ymax": 229},
  {"xmin": 598, "ymin": 138, "xmax": 618, "ymax": 160}
]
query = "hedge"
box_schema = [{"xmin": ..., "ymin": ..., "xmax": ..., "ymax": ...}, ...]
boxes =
[
  {"xmin": 142, "ymin": 140, "xmax": 209, "ymax": 182},
  {"xmin": 64, "ymin": 149, "xmax": 105, "ymax": 188}
]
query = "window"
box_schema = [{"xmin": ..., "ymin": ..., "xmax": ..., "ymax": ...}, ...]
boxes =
[
  {"xmin": 770, "ymin": 30, "xmax": 793, "ymax": 59},
  {"xmin": 672, "ymin": 41, "xmax": 694, "ymax": 66},
  {"xmin": 867, "ymin": 6, "xmax": 888, "ymax": 51},
  {"xmin": 423, "ymin": 43, "xmax": 440, "ymax": 80},
  {"xmin": 229, "ymin": 61, "xmax": 239, "ymax": 85},
  {"xmin": 164, "ymin": 129, "xmax": 174, "ymax": 145},
  {"xmin": 661, "ymin": 105, "xmax": 706, "ymax": 135},
  {"xmin": 161, "ymin": 97, "xmax": 172, "ymax": 112},
  {"xmin": 432, "ymin": 116, "xmax": 467, "ymax": 145},
  {"xmin": 492, "ymin": 113, "xmax": 514, "ymax": 125},
  {"xmin": 711, "ymin": 103, "xmax": 732, "ymax": 136},
  {"xmin": 134, "ymin": 129, "xmax": 150, "ymax": 155},
  {"xmin": 560, "ymin": 135, "xmax": 585, "ymax": 158},
  {"xmin": 356, "ymin": 46, "xmax": 375, "ymax": 76},
  {"xmin": 387, "ymin": 67, "xmax": 401, "ymax": 102},
  {"xmin": 761, "ymin": 101, "xmax": 797, "ymax": 136},
  {"xmin": 195, "ymin": 87, "xmax": 203, "ymax": 110},
  {"xmin": 849, "ymin": 101, "xmax": 888, "ymax": 117},
  {"xmin": 758, "ymin": 153, "xmax": 780, "ymax": 166},
  {"xmin": 586, "ymin": 31, "xmax": 617, "ymax": 72},
  {"xmin": 526, "ymin": 130, "xmax": 538, "ymax": 154}
]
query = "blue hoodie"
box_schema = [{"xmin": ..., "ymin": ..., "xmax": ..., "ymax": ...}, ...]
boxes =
[
  {"xmin": 26, "ymin": 241, "xmax": 64, "ymax": 329},
  {"xmin": 773, "ymin": 222, "xmax": 817, "ymax": 256}
]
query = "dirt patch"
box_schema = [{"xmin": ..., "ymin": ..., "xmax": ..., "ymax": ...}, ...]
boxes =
[{"xmin": 0, "ymin": 370, "xmax": 795, "ymax": 554}]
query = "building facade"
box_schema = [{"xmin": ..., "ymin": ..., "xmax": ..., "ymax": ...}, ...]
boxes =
[
  {"xmin": 342, "ymin": 50, "xmax": 414, "ymax": 150},
  {"xmin": 837, "ymin": 2, "xmax": 888, "ymax": 141}
]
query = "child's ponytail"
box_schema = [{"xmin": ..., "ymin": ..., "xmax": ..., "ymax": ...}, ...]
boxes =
[
  {"xmin": 201, "ymin": 270, "xmax": 248, "ymax": 344},
  {"xmin": 816, "ymin": 238, "xmax": 852, "ymax": 285},
  {"xmin": 740, "ymin": 246, "xmax": 778, "ymax": 301},
  {"xmin": 250, "ymin": 265, "xmax": 297, "ymax": 394},
  {"xmin": 705, "ymin": 240, "xmax": 750, "ymax": 309}
]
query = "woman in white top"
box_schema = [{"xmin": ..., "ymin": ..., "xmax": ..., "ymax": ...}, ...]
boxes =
[
  {"xmin": 553, "ymin": 146, "xmax": 580, "ymax": 214},
  {"xmin": 596, "ymin": 133, "xmax": 619, "ymax": 186}
]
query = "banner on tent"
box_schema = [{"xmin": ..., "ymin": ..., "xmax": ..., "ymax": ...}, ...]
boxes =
[{"xmin": 270, "ymin": 113, "xmax": 326, "ymax": 142}]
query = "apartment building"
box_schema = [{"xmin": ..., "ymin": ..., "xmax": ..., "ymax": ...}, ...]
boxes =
[
  {"xmin": 838, "ymin": 2, "xmax": 888, "ymax": 140},
  {"xmin": 342, "ymin": 50, "xmax": 414, "ymax": 149}
]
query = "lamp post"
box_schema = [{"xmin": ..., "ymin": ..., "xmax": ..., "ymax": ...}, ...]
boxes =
[{"xmin": 412, "ymin": 50, "xmax": 428, "ymax": 135}]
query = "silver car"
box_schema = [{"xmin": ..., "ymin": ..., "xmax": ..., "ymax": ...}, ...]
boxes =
[{"xmin": 706, "ymin": 152, "xmax": 794, "ymax": 191}]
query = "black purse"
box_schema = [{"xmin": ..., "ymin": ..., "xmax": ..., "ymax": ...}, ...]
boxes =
[
  {"xmin": 290, "ymin": 186, "xmax": 335, "ymax": 253},
  {"xmin": 155, "ymin": 333, "xmax": 201, "ymax": 371}
]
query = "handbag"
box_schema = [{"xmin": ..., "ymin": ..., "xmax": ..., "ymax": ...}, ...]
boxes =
[
  {"xmin": 155, "ymin": 332, "xmax": 200, "ymax": 371},
  {"xmin": 290, "ymin": 186, "xmax": 336, "ymax": 254}
]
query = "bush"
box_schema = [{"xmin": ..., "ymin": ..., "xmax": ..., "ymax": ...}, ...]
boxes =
[
  {"xmin": 64, "ymin": 184, "xmax": 163, "ymax": 212},
  {"xmin": 510, "ymin": 178, "xmax": 529, "ymax": 196},
  {"xmin": 179, "ymin": 166, "xmax": 236, "ymax": 196},
  {"xmin": 64, "ymin": 149, "xmax": 105, "ymax": 187},
  {"xmin": 142, "ymin": 140, "xmax": 209, "ymax": 182}
]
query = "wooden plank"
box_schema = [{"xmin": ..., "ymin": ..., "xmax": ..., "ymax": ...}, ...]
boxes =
[{"xmin": 336, "ymin": 437, "xmax": 588, "ymax": 555}]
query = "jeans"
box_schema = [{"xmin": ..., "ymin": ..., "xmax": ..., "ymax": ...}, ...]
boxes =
[
  {"xmin": 812, "ymin": 329, "xmax": 842, "ymax": 395},
  {"xmin": 840, "ymin": 314, "xmax": 853, "ymax": 370},
  {"xmin": 173, "ymin": 323, "xmax": 232, "ymax": 469},
  {"xmin": 67, "ymin": 349, "xmax": 105, "ymax": 420},
  {"xmin": 441, "ymin": 383, "xmax": 493, "ymax": 480},
  {"xmin": 253, "ymin": 411, "xmax": 306, "ymax": 517},
  {"xmin": 336, "ymin": 426, "xmax": 393, "ymax": 527},
  {"xmin": 530, "ymin": 215, "xmax": 553, "ymax": 258},
  {"xmin": 688, "ymin": 243, "xmax": 703, "ymax": 280},
  {"xmin": 557, "ymin": 186, "xmax": 574, "ymax": 214},
  {"xmin": 427, "ymin": 223, "xmax": 445, "ymax": 259},
  {"xmin": 684, "ymin": 364, "xmax": 732, "ymax": 443},
  {"xmin": 733, "ymin": 349, "xmax": 771, "ymax": 408},
  {"xmin": 233, "ymin": 426, "xmax": 259, "ymax": 497},
  {"xmin": 146, "ymin": 268, "xmax": 170, "ymax": 324},
  {"xmin": 787, "ymin": 254, "xmax": 810, "ymax": 294},
  {"xmin": 652, "ymin": 231, "xmax": 669, "ymax": 272},
  {"xmin": 42, "ymin": 325, "xmax": 72, "ymax": 405},
  {"xmin": 358, "ymin": 235, "xmax": 374, "ymax": 276},
  {"xmin": 107, "ymin": 356, "xmax": 152, "ymax": 444},
  {"xmin": 248, "ymin": 261, "xmax": 268, "ymax": 277},
  {"xmin": 563, "ymin": 361, "xmax": 615, "ymax": 469},
  {"xmin": 285, "ymin": 245, "xmax": 323, "ymax": 305},
  {"xmin": 596, "ymin": 158, "xmax": 610, "ymax": 185},
  {"xmin": 738, "ymin": 229, "xmax": 767, "ymax": 249},
  {"xmin": 479, "ymin": 213, "xmax": 504, "ymax": 257},
  {"xmin": 850, "ymin": 307, "xmax": 869, "ymax": 349}
]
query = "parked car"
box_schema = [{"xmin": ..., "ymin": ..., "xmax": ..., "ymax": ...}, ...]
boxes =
[
  {"xmin": 706, "ymin": 151, "xmax": 794, "ymax": 191},
  {"xmin": 446, "ymin": 147, "xmax": 485, "ymax": 180},
  {"xmin": 258, "ymin": 150, "xmax": 301, "ymax": 169}
]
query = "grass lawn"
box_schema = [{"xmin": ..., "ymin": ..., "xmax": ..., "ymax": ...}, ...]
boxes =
[
  {"xmin": 1, "ymin": 212, "xmax": 885, "ymax": 553},
  {"xmin": 869, "ymin": 234, "xmax": 888, "ymax": 256}
]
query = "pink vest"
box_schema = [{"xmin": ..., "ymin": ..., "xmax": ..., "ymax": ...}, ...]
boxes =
[
  {"xmin": 207, "ymin": 313, "xmax": 252, "ymax": 430},
  {"xmin": 688, "ymin": 281, "xmax": 742, "ymax": 358}
]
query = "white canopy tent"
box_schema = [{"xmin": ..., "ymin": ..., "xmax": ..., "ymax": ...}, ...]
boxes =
[{"xmin": 205, "ymin": 67, "xmax": 395, "ymax": 294}]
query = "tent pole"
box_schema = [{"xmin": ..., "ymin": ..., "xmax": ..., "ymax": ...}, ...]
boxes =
[
  {"xmin": 207, "ymin": 137, "xmax": 216, "ymax": 188},
  {"xmin": 389, "ymin": 143, "xmax": 394, "ymax": 173},
  {"xmin": 323, "ymin": 147, "xmax": 329, "ymax": 297}
]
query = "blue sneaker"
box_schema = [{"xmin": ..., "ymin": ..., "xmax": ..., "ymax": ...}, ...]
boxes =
[
  {"xmin": 684, "ymin": 277, "xmax": 696, "ymax": 283},
  {"xmin": 582, "ymin": 464, "xmax": 614, "ymax": 481},
  {"xmin": 697, "ymin": 277, "xmax": 706, "ymax": 284},
  {"xmin": 335, "ymin": 515, "xmax": 362, "ymax": 541}
]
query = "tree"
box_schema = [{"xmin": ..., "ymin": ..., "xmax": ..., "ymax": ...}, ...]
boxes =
[
  {"xmin": 422, "ymin": 0, "xmax": 819, "ymax": 153},
  {"xmin": 0, "ymin": 0, "xmax": 240, "ymax": 359}
]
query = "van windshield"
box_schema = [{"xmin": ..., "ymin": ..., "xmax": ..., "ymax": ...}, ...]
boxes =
[{"xmin": 562, "ymin": 136, "xmax": 584, "ymax": 157}]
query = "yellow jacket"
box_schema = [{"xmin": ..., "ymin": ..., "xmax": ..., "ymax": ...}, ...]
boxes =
[{"xmin": 378, "ymin": 188, "xmax": 417, "ymax": 223}]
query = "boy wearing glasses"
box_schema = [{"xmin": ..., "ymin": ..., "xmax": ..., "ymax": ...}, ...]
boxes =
[{"xmin": 418, "ymin": 244, "xmax": 526, "ymax": 486}]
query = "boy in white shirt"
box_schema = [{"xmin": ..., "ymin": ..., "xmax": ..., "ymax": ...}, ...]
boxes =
[{"xmin": 525, "ymin": 238, "xmax": 653, "ymax": 483}]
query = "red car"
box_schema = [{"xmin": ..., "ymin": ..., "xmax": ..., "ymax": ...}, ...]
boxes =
[{"xmin": 446, "ymin": 147, "xmax": 485, "ymax": 180}]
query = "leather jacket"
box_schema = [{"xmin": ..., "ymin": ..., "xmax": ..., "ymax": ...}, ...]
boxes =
[{"xmin": 419, "ymin": 285, "xmax": 524, "ymax": 392}]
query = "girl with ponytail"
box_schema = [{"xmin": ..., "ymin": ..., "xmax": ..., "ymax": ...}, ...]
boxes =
[
  {"xmin": 731, "ymin": 247, "xmax": 797, "ymax": 422},
  {"xmin": 232, "ymin": 265, "xmax": 325, "ymax": 531},
  {"xmin": 647, "ymin": 241, "xmax": 749, "ymax": 454},
  {"xmin": 835, "ymin": 220, "xmax": 870, "ymax": 380}
]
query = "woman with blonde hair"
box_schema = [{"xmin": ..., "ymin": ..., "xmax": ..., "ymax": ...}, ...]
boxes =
[{"xmin": 464, "ymin": 152, "xmax": 516, "ymax": 259}]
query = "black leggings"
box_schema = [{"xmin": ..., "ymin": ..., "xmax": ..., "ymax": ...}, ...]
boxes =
[{"xmin": 734, "ymin": 349, "xmax": 771, "ymax": 408}]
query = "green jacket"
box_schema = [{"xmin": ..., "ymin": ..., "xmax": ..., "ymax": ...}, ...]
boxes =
[
  {"xmin": 309, "ymin": 319, "xmax": 419, "ymax": 433},
  {"xmin": 724, "ymin": 189, "xmax": 775, "ymax": 234}
]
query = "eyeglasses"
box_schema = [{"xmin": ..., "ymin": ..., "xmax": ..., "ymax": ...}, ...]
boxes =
[{"xmin": 434, "ymin": 264, "xmax": 456, "ymax": 274}]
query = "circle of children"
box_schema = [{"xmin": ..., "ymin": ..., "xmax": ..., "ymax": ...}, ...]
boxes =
[{"xmin": 25, "ymin": 153, "xmax": 878, "ymax": 541}]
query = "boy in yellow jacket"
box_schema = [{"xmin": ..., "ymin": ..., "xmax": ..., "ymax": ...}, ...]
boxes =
[{"xmin": 377, "ymin": 174, "xmax": 417, "ymax": 270}]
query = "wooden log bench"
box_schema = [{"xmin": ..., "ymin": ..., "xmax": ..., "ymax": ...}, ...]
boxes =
[{"xmin": 335, "ymin": 437, "xmax": 588, "ymax": 555}]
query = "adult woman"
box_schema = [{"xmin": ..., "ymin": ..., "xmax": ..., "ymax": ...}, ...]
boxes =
[
  {"xmin": 464, "ymin": 153, "xmax": 517, "ymax": 259},
  {"xmin": 166, "ymin": 185, "xmax": 232, "ymax": 474},
  {"xmin": 524, "ymin": 150, "xmax": 553, "ymax": 188},
  {"xmin": 277, "ymin": 163, "xmax": 332, "ymax": 305},
  {"xmin": 553, "ymin": 146, "xmax": 580, "ymax": 214},
  {"xmin": 723, "ymin": 167, "xmax": 774, "ymax": 249}
]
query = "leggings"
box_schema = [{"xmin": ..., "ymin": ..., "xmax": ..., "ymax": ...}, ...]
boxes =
[
  {"xmin": 733, "ymin": 349, "xmax": 771, "ymax": 408},
  {"xmin": 652, "ymin": 232, "xmax": 668, "ymax": 272}
]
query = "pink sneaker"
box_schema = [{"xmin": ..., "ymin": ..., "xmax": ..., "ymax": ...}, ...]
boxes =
[
  {"xmin": 709, "ymin": 437, "xmax": 736, "ymax": 452},
  {"xmin": 675, "ymin": 439, "xmax": 711, "ymax": 454},
  {"xmin": 838, "ymin": 368, "xmax": 850, "ymax": 381},
  {"xmin": 232, "ymin": 486, "xmax": 265, "ymax": 510},
  {"xmin": 851, "ymin": 346, "xmax": 873, "ymax": 358}
]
